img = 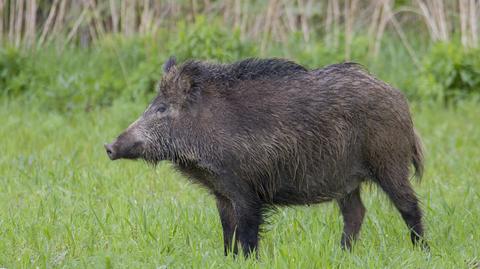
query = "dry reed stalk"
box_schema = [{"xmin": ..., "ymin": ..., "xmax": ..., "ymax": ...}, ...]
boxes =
[
  {"xmin": 298, "ymin": 0, "xmax": 310, "ymax": 42},
  {"xmin": 14, "ymin": 0, "xmax": 24, "ymax": 47},
  {"xmin": 282, "ymin": 0, "xmax": 297, "ymax": 34},
  {"xmin": 25, "ymin": 0, "xmax": 37, "ymax": 48},
  {"xmin": 326, "ymin": 0, "xmax": 340, "ymax": 48},
  {"xmin": 8, "ymin": 0, "xmax": 15, "ymax": 44},
  {"xmin": 170, "ymin": 0, "xmax": 180, "ymax": 23},
  {"xmin": 109, "ymin": 0, "xmax": 119, "ymax": 33},
  {"xmin": 222, "ymin": 1, "xmax": 231, "ymax": 27},
  {"xmin": 65, "ymin": 8, "xmax": 87, "ymax": 45},
  {"xmin": 261, "ymin": 0, "xmax": 277, "ymax": 53},
  {"xmin": 277, "ymin": 1, "xmax": 294, "ymax": 42},
  {"xmin": 332, "ymin": 0, "xmax": 340, "ymax": 49},
  {"xmin": 325, "ymin": 0, "xmax": 333, "ymax": 45},
  {"xmin": 417, "ymin": 0, "xmax": 449, "ymax": 42},
  {"xmin": 460, "ymin": 0, "xmax": 468, "ymax": 46},
  {"xmin": 344, "ymin": 0, "xmax": 351, "ymax": 59},
  {"xmin": 459, "ymin": 0, "xmax": 479, "ymax": 48},
  {"xmin": 139, "ymin": 0, "xmax": 151, "ymax": 34},
  {"xmin": 50, "ymin": 0, "xmax": 66, "ymax": 42},
  {"xmin": 248, "ymin": 9, "xmax": 258, "ymax": 38},
  {"xmin": 373, "ymin": 0, "xmax": 390, "ymax": 56},
  {"xmin": 124, "ymin": 0, "xmax": 136, "ymax": 37},
  {"xmin": 253, "ymin": 12, "xmax": 263, "ymax": 40},
  {"xmin": 120, "ymin": 0, "xmax": 126, "ymax": 35},
  {"xmin": 433, "ymin": 0, "xmax": 449, "ymax": 41},
  {"xmin": 239, "ymin": 0, "xmax": 250, "ymax": 39},
  {"xmin": 233, "ymin": 0, "xmax": 241, "ymax": 29},
  {"xmin": 156, "ymin": 1, "xmax": 176, "ymax": 27},
  {"xmin": 80, "ymin": 0, "xmax": 97, "ymax": 43},
  {"xmin": 468, "ymin": 0, "xmax": 478, "ymax": 47},
  {"xmin": 272, "ymin": 3, "xmax": 288, "ymax": 44},
  {"xmin": 152, "ymin": 1, "xmax": 168, "ymax": 35},
  {"xmin": 38, "ymin": 0, "xmax": 59, "ymax": 46},
  {"xmin": 88, "ymin": 0, "xmax": 106, "ymax": 39},
  {"xmin": 0, "ymin": 0, "xmax": 5, "ymax": 43},
  {"xmin": 417, "ymin": 1, "xmax": 438, "ymax": 40},
  {"xmin": 344, "ymin": 0, "xmax": 359, "ymax": 60},
  {"xmin": 368, "ymin": 0, "xmax": 382, "ymax": 53},
  {"xmin": 191, "ymin": 0, "xmax": 198, "ymax": 21},
  {"xmin": 384, "ymin": 5, "xmax": 421, "ymax": 68}
]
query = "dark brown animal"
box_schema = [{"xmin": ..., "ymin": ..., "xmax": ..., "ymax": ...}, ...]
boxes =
[{"xmin": 105, "ymin": 57, "xmax": 427, "ymax": 257}]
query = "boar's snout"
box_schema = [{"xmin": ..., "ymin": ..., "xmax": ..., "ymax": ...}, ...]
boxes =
[
  {"xmin": 104, "ymin": 143, "xmax": 117, "ymax": 160},
  {"xmin": 104, "ymin": 130, "xmax": 145, "ymax": 161}
]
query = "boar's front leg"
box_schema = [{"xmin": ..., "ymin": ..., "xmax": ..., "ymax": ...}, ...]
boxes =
[
  {"xmin": 214, "ymin": 171, "xmax": 264, "ymax": 257},
  {"xmin": 215, "ymin": 193, "xmax": 238, "ymax": 256},
  {"xmin": 215, "ymin": 192, "xmax": 263, "ymax": 257},
  {"xmin": 232, "ymin": 194, "xmax": 263, "ymax": 257}
]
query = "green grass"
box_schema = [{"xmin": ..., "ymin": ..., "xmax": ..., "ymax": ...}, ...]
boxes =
[{"xmin": 0, "ymin": 100, "xmax": 479, "ymax": 268}]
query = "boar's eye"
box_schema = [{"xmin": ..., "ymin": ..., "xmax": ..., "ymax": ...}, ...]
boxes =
[{"xmin": 156, "ymin": 103, "xmax": 168, "ymax": 113}]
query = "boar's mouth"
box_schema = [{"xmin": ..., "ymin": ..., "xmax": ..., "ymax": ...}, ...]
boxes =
[{"xmin": 104, "ymin": 140, "xmax": 144, "ymax": 160}]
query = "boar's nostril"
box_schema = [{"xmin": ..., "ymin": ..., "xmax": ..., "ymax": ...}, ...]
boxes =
[{"xmin": 104, "ymin": 143, "xmax": 115, "ymax": 160}]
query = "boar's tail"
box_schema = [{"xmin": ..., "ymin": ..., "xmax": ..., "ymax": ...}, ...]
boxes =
[{"xmin": 412, "ymin": 129, "xmax": 424, "ymax": 181}]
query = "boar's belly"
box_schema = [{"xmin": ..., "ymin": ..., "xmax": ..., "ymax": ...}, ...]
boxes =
[{"xmin": 271, "ymin": 173, "xmax": 364, "ymax": 205}]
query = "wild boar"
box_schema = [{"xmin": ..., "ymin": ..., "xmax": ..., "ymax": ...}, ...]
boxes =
[{"xmin": 105, "ymin": 57, "xmax": 427, "ymax": 256}]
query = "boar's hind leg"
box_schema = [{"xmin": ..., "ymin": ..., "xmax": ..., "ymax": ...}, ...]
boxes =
[
  {"xmin": 337, "ymin": 187, "xmax": 366, "ymax": 250},
  {"xmin": 215, "ymin": 194, "xmax": 238, "ymax": 256},
  {"xmin": 375, "ymin": 167, "xmax": 428, "ymax": 250}
]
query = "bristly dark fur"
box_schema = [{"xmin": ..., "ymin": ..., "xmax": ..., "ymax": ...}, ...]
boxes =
[
  {"xmin": 177, "ymin": 58, "xmax": 308, "ymax": 89},
  {"xmin": 109, "ymin": 57, "xmax": 428, "ymax": 257}
]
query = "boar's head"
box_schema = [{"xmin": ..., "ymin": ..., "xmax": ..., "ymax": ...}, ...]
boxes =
[{"xmin": 105, "ymin": 56, "xmax": 206, "ymax": 164}]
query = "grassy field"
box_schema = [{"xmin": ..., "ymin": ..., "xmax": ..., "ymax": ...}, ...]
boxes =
[{"xmin": 0, "ymin": 99, "xmax": 479, "ymax": 268}]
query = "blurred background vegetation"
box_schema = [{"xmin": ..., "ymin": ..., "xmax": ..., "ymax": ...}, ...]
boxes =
[{"xmin": 0, "ymin": 0, "xmax": 479, "ymax": 111}]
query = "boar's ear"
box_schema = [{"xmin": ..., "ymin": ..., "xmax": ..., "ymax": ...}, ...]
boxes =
[
  {"xmin": 176, "ymin": 62, "xmax": 203, "ymax": 98},
  {"xmin": 163, "ymin": 56, "xmax": 177, "ymax": 73}
]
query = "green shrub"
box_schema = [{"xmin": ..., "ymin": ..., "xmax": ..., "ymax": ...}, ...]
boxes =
[
  {"xmin": 170, "ymin": 16, "xmax": 257, "ymax": 62},
  {"xmin": 419, "ymin": 42, "xmax": 480, "ymax": 103},
  {"xmin": 11, "ymin": 20, "xmax": 258, "ymax": 111},
  {"xmin": 0, "ymin": 46, "xmax": 29, "ymax": 96},
  {"xmin": 0, "ymin": 37, "xmax": 167, "ymax": 111},
  {"xmin": 2, "ymin": 25, "xmax": 479, "ymax": 111},
  {"xmin": 283, "ymin": 33, "xmax": 370, "ymax": 69}
]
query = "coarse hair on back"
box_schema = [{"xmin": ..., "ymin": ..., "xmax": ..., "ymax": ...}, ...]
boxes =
[{"xmin": 177, "ymin": 58, "xmax": 309, "ymax": 88}]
